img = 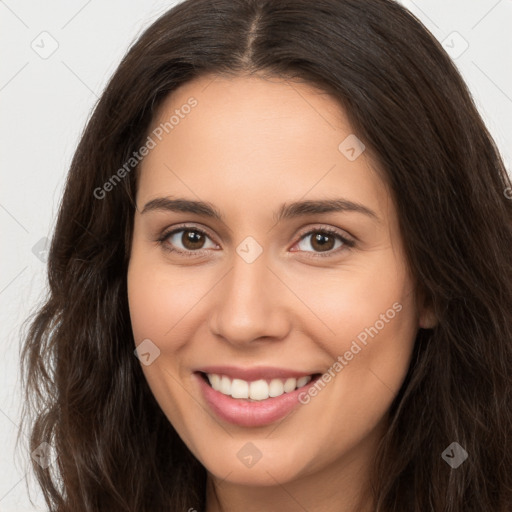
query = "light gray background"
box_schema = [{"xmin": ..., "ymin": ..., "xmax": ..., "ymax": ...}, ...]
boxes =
[{"xmin": 1, "ymin": 1, "xmax": 511, "ymax": 510}]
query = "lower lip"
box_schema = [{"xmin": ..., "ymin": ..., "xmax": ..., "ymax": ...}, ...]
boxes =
[{"xmin": 195, "ymin": 373, "xmax": 319, "ymax": 427}]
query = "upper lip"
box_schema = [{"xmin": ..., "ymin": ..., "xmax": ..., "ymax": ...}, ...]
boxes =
[{"xmin": 195, "ymin": 365, "xmax": 318, "ymax": 381}]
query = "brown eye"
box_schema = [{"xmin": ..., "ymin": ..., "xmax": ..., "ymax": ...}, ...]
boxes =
[
  {"xmin": 181, "ymin": 229, "xmax": 206, "ymax": 250},
  {"xmin": 309, "ymin": 232, "xmax": 336, "ymax": 252},
  {"xmin": 294, "ymin": 228, "xmax": 354, "ymax": 257},
  {"xmin": 160, "ymin": 227, "xmax": 217, "ymax": 255}
]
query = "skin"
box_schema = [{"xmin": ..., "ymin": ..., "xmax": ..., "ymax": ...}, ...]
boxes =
[{"xmin": 127, "ymin": 73, "xmax": 437, "ymax": 512}]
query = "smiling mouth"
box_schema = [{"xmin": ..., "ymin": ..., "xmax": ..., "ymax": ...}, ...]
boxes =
[{"xmin": 198, "ymin": 371, "xmax": 322, "ymax": 401}]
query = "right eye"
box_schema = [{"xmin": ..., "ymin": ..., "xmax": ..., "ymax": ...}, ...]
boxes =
[{"xmin": 158, "ymin": 225, "xmax": 218, "ymax": 257}]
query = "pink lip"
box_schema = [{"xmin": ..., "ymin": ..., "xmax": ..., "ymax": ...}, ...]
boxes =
[
  {"xmin": 196, "ymin": 365, "xmax": 315, "ymax": 381},
  {"xmin": 194, "ymin": 371, "xmax": 320, "ymax": 428}
]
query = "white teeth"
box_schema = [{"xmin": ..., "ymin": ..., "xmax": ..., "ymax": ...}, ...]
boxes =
[
  {"xmin": 297, "ymin": 376, "xmax": 310, "ymax": 388},
  {"xmin": 268, "ymin": 378, "xmax": 284, "ymax": 397},
  {"xmin": 231, "ymin": 378, "xmax": 249, "ymax": 399},
  {"xmin": 220, "ymin": 375, "xmax": 231, "ymax": 395},
  {"xmin": 209, "ymin": 374, "xmax": 221, "ymax": 391},
  {"xmin": 205, "ymin": 373, "xmax": 313, "ymax": 400},
  {"xmin": 249, "ymin": 379, "xmax": 269, "ymax": 400},
  {"xmin": 283, "ymin": 377, "xmax": 297, "ymax": 392}
]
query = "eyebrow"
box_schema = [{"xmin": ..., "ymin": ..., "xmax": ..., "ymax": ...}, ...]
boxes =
[{"xmin": 140, "ymin": 196, "xmax": 380, "ymax": 223}]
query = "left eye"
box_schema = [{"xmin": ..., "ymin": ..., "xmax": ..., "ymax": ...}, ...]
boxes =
[{"xmin": 292, "ymin": 229, "xmax": 352, "ymax": 255}]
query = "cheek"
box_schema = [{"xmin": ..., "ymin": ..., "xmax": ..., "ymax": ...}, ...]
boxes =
[
  {"xmin": 291, "ymin": 257, "xmax": 415, "ymax": 357},
  {"xmin": 127, "ymin": 255, "xmax": 202, "ymax": 442},
  {"xmin": 289, "ymin": 268, "xmax": 417, "ymax": 469},
  {"xmin": 127, "ymin": 254, "xmax": 211, "ymax": 347},
  {"xmin": 127, "ymin": 263, "xmax": 172, "ymax": 344},
  {"xmin": 290, "ymin": 251, "xmax": 419, "ymax": 431}
]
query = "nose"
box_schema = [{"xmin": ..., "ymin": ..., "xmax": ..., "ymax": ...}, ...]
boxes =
[{"xmin": 208, "ymin": 250, "xmax": 292, "ymax": 347}]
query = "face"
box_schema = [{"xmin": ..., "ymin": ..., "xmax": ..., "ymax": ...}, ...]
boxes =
[{"xmin": 127, "ymin": 74, "xmax": 432, "ymax": 493}]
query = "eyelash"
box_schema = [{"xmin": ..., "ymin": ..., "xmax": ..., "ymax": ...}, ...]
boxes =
[{"xmin": 156, "ymin": 224, "xmax": 356, "ymax": 259}]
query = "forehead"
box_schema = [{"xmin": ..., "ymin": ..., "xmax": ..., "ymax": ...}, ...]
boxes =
[
  {"xmin": 137, "ymin": 73, "xmax": 392, "ymax": 224},
  {"xmin": 153, "ymin": 73, "xmax": 352, "ymax": 148}
]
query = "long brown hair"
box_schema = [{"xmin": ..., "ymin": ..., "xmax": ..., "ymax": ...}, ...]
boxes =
[{"xmin": 19, "ymin": 0, "xmax": 512, "ymax": 510}]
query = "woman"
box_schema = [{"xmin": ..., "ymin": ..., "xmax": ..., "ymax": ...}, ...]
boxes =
[{"xmin": 19, "ymin": 0, "xmax": 512, "ymax": 510}]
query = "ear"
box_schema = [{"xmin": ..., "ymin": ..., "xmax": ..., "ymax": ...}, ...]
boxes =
[
  {"xmin": 419, "ymin": 307, "xmax": 438, "ymax": 329},
  {"xmin": 418, "ymin": 292, "xmax": 438, "ymax": 329}
]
